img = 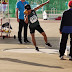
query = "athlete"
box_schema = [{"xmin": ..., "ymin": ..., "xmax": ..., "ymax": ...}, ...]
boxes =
[{"xmin": 24, "ymin": 0, "xmax": 52, "ymax": 51}]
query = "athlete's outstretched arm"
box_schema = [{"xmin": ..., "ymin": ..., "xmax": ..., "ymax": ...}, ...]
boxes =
[{"xmin": 34, "ymin": 0, "xmax": 50, "ymax": 11}]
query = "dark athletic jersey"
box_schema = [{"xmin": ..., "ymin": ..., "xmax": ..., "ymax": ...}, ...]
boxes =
[{"xmin": 28, "ymin": 9, "xmax": 39, "ymax": 28}]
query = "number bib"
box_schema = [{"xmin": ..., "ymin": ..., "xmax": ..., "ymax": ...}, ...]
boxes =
[{"xmin": 30, "ymin": 15, "xmax": 38, "ymax": 23}]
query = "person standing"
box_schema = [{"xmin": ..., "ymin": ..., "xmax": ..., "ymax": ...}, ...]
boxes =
[
  {"xmin": 2, "ymin": 0, "xmax": 7, "ymax": 13},
  {"xmin": 16, "ymin": 0, "xmax": 30, "ymax": 44},
  {"xmin": 59, "ymin": 1, "xmax": 72, "ymax": 60}
]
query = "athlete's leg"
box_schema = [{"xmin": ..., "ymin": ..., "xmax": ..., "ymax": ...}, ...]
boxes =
[
  {"xmin": 31, "ymin": 33, "xmax": 39, "ymax": 51},
  {"xmin": 30, "ymin": 26, "xmax": 39, "ymax": 51},
  {"xmin": 36, "ymin": 25, "xmax": 52, "ymax": 47},
  {"xmin": 41, "ymin": 32, "xmax": 52, "ymax": 47},
  {"xmin": 31, "ymin": 33, "xmax": 36, "ymax": 47},
  {"xmin": 41, "ymin": 32, "xmax": 47, "ymax": 43}
]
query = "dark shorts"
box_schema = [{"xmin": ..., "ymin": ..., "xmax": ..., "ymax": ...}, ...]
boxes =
[{"xmin": 29, "ymin": 25, "xmax": 44, "ymax": 34}]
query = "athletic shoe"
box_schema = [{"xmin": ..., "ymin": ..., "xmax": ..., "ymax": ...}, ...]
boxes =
[
  {"xmin": 69, "ymin": 57, "xmax": 72, "ymax": 61},
  {"xmin": 35, "ymin": 47, "xmax": 39, "ymax": 51},
  {"xmin": 60, "ymin": 56, "xmax": 66, "ymax": 60},
  {"xmin": 46, "ymin": 43, "xmax": 52, "ymax": 47},
  {"xmin": 18, "ymin": 40, "xmax": 22, "ymax": 44},
  {"xmin": 24, "ymin": 40, "xmax": 31, "ymax": 43}
]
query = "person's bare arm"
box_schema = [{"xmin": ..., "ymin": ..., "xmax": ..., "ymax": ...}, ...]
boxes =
[
  {"xmin": 34, "ymin": 0, "xmax": 50, "ymax": 11},
  {"xmin": 16, "ymin": 8, "xmax": 20, "ymax": 22},
  {"xmin": 24, "ymin": 14, "xmax": 28, "ymax": 24}
]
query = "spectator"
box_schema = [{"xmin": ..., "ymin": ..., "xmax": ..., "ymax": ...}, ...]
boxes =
[{"xmin": 16, "ymin": 0, "xmax": 30, "ymax": 44}]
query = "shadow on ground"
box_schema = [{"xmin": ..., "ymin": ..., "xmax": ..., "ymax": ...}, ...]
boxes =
[{"xmin": 0, "ymin": 58, "xmax": 63, "ymax": 69}]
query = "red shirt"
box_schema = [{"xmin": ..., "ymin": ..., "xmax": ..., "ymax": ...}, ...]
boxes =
[{"xmin": 2, "ymin": 2, "xmax": 7, "ymax": 4}]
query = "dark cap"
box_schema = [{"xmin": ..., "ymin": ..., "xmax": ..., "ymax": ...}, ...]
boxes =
[{"xmin": 25, "ymin": 4, "xmax": 31, "ymax": 10}]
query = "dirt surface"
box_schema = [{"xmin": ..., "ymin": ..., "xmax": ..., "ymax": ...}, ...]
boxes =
[{"xmin": 0, "ymin": 18, "xmax": 72, "ymax": 72}]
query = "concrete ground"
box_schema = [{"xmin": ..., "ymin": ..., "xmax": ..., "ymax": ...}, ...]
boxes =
[{"xmin": 0, "ymin": 18, "xmax": 72, "ymax": 72}]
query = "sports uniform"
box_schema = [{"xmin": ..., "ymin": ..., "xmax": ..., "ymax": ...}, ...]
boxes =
[{"xmin": 28, "ymin": 10, "xmax": 44, "ymax": 34}]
